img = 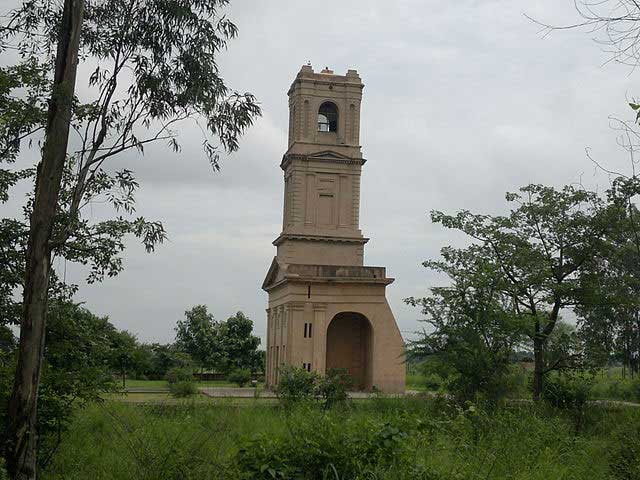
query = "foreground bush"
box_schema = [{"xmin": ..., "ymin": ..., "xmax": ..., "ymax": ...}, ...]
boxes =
[{"xmin": 237, "ymin": 411, "xmax": 410, "ymax": 479}]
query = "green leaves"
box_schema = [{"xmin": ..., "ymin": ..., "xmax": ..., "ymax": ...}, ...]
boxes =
[
  {"xmin": 0, "ymin": 0, "xmax": 261, "ymax": 306},
  {"xmin": 412, "ymin": 184, "xmax": 615, "ymax": 399},
  {"xmin": 174, "ymin": 306, "xmax": 260, "ymax": 373}
]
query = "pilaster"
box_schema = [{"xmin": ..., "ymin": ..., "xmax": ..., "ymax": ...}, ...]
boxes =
[{"xmin": 312, "ymin": 303, "xmax": 327, "ymax": 374}]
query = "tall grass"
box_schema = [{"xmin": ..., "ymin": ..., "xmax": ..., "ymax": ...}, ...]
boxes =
[{"xmin": 42, "ymin": 397, "xmax": 640, "ymax": 479}]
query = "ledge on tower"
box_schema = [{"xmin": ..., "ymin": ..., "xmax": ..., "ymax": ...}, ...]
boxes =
[{"xmin": 262, "ymin": 258, "xmax": 394, "ymax": 292}]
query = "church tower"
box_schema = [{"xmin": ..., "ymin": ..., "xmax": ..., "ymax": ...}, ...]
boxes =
[{"xmin": 262, "ymin": 65, "xmax": 405, "ymax": 393}]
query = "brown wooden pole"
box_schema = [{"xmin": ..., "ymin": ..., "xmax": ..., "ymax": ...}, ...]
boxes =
[{"xmin": 6, "ymin": 0, "xmax": 84, "ymax": 478}]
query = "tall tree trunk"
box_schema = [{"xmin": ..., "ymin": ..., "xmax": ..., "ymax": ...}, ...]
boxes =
[
  {"xmin": 6, "ymin": 1, "xmax": 84, "ymax": 478},
  {"xmin": 533, "ymin": 337, "xmax": 544, "ymax": 401}
]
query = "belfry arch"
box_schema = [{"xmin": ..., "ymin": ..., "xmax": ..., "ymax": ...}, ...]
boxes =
[{"xmin": 326, "ymin": 312, "xmax": 373, "ymax": 391}]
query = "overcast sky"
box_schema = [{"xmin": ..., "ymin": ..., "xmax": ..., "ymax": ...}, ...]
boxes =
[{"xmin": 2, "ymin": 0, "xmax": 638, "ymax": 346}]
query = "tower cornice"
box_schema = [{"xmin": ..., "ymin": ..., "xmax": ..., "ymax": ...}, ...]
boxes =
[
  {"xmin": 273, "ymin": 233, "xmax": 369, "ymax": 247},
  {"xmin": 280, "ymin": 152, "xmax": 366, "ymax": 171}
]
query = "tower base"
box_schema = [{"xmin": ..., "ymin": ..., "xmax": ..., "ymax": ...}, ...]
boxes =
[{"xmin": 263, "ymin": 261, "xmax": 406, "ymax": 393}]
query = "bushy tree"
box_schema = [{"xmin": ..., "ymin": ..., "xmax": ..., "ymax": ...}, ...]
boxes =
[
  {"xmin": 175, "ymin": 305, "xmax": 222, "ymax": 371},
  {"xmin": 107, "ymin": 330, "xmax": 139, "ymax": 389},
  {"xmin": 174, "ymin": 307, "xmax": 261, "ymax": 374},
  {"xmin": 145, "ymin": 344, "xmax": 193, "ymax": 379},
  {"xmin": 1, "ymin": 301, "xmax": 117, "ymax": 469},
  {"xmin": 407, "ymin": 246, "xmax": 527, "ymax": 404},
  {"xmin": 218, "ymin": 312, "xmax": 261, "ymax": 374},
  {"xmin": 419, "ymin": 185, "xmax": 612, "ymax": 399}
]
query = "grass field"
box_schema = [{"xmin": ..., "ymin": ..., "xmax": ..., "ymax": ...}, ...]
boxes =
[
  {"xmin": 405, "ymin": 374, "xmax": 429, "ymax": 392},
  {"xmin": 121, "ymin": 379, "xmax": 265, "ymax": 389},
  {"xmin": 41, "ymin": 396, "xmax": 640, "ymax": 480},
  {"xmin": 408, "ymin": 366, "xmax": 640, "ymax": 403}
]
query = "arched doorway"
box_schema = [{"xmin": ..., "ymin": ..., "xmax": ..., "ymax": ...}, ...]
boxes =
[{"xmin": 326, "ymin": 312, "xmax": 372, "ymax": 390}]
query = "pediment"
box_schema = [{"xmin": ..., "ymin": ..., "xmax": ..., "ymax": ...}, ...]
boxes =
[
  {"xmin": 262, "ymin": 257, "xmax": 283, "ymax": 291},
  {"xmin": 308, "ymin": 150, "xmax": 351, "ymax": 160}
]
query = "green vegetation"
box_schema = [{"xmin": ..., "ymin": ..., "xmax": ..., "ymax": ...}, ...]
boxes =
[
  {"xmin": 175, "ymin": 307, "xmax": 263, "ymax": 374},
  {"xmin": 276, "ymin": 366, "xmax": 351, "ymax": 409},
  {"xmin": 228, "ymin": 368, "xmax": 252, "ymax": 387},
  {"xmin": 39, "ymin": 397, "xmax": 640, "ymax": 480},
  {"xmin": 165, "ymin": 367, "xmax": 197, "ymax": 398}
]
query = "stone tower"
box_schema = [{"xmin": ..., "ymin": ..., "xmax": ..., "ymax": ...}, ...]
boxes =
[{"xmin": 262, "ymin": 65, "xmax": 405, "ymax": 393}]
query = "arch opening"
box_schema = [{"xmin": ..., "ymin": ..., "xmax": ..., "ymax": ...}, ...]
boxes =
[
  {"xmin": 318, "ymin": 102, "xmax": 338, "ymax": 132},
  {"xmin": 326, "ymin": 312, "xmax": 372, "ymax": 390}
]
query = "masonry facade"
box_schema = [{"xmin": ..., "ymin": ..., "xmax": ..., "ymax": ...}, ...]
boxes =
[{"xmin": 262, "ymin": 65, "xmax": 405, "ymax": 393}]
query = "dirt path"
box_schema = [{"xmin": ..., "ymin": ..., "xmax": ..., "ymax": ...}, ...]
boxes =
[{"xmin": 199, "ymin": 387, "xmax": 422, "ymax": 399}]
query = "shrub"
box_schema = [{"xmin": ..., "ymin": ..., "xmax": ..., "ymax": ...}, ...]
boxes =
[
  {"xmin": 275, "ymin": 365, "xmax": 318, "ymax": 406},
  {"xmin": 236, "ymin": 416, "xmax": 410, "ymax": 479},
  {"xmin": 543, "ymin": 372, "xmax": 592, "ymax": 432},
  {"xmin": 228, "ymin": 368, "xmax": 252, "ymax": 387},
  {"xmin": 316, "ymin": 368, "xmax": 352, "ymax": 409},
  {"xmin": 423, "ymin": 372, "xmax": 445, "ymax": 391},
  {"xmin": 168, "ymin": 380, "xmax": 198, "ymax": 398},
  {"xmin": 608, "ymin": 422, "xmax": 640, "ymax": 479},
  {"xmin": 165, "ymin": 367, "xmax": 193, "ymax": 385},
  {"xmin": 542, "ymin": 373, "xmax": 591, "ymax": 410},
  {"xmin": 502, "ymin": 364, "xmax": 530, "ymax": 398}
]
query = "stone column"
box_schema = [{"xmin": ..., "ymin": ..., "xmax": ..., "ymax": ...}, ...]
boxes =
[
  {"xmin": 283, "ymin": 305, "xmax": 289, "ymax": 364},
  {"xmin": 312, "ymin": 304, "xmax": 327, "ymax": 375}
]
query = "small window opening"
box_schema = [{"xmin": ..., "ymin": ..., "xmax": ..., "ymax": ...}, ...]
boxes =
[
  {"xmin": 307, "ymin": 363, "xmax": 311, "ymax": 372},
  {"xmin": 308, "ymin": 323, "xmax": 312, "ymax": 338},
  {"xmin": 318, "ymin": 102, "xmax": 338, "ymax": 132},
  {"xmin": 304, "ymin": 323, "xmax": 308, "ymax": 338},
  {"xmin": 307, "ymin": 285, "xmax": 311, "ymax": 299}
]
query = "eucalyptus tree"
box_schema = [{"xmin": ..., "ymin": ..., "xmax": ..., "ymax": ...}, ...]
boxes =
[
  {"xmin": 1, "ymin": 0, "xmax": 260, "ymax": 477},
  {"xmin": 420, "ymin": 185, "xmax": 612, "ymax": 400}
]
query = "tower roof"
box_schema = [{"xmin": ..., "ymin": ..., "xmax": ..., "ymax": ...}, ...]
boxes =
[{"xmin": 288, "ymin": 64, "xmax": 363, "ymax": 94}]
